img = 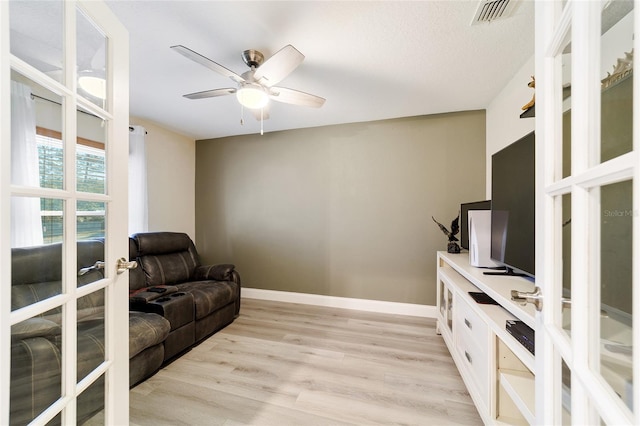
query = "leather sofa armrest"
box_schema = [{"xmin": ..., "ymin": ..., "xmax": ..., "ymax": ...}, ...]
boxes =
[
  {"xmin": 193, "ymin": 264, "xmax": 235, "ymax": 281},
  {"xmin": 129, "ymin": 285, "xmax": 178, "ymax": 305}
]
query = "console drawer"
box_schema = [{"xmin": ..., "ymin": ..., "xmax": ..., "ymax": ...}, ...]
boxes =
[
  {"xmin": 454, "ymin": 295, "xmax": 490, "ymax": 409},
  {"xmin": 455, "ymin": 294, "xmax": 489, "ymax": 340},
  {"xmin": 456, "ymin": 328, "xmax": 489, "ymax": 408}
]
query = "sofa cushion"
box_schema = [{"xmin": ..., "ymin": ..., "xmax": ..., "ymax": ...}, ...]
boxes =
[
  {"xmin": 139, "ymin": 253, "xmax": 198, "ymax": 286},
  {"xmin": 129, "ymin": 312, "xmax": 170, "ymax": 359},
  {"xmin": 11, "ymin": 243, "xmax": 62, "ymax": 285},
  {"xmin": 129, "ymin": 344, "xmax": 164, "ymax": 387},
  {"xmin": 134, "ymin": 232, "xmax": 193, "ymax": 256},
  {"xmin": 176, "ymin": 281, "xmax": 238, "ymax": 320},
  {"xmin": 193, "ymin": 264, "xmax": 235, "ymax": 281}
]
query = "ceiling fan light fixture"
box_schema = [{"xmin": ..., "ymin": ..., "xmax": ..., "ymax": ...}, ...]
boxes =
[
  {"xmin": 236, "ymin": 84, "xmax": 269, "ymax": 109},
  {"xmin": 78, "ymin": 72, "xmax": 106, "ymax": 100}
]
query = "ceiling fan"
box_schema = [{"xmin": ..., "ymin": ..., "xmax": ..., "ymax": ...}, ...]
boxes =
[{"xmin": 170, "ymin": 44, "xmax": 326, "ymax": 121}]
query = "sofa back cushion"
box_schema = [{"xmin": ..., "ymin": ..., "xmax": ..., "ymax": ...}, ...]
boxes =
[
  {"xmin": 138, "ymin": 252, "xmax": 198, "ymax": 286},
  {"xmin": 134, "ymin": 232, "xmax": 194, "ymax": 256},
  {"xmin": 11, "ymin": 243, "xmax": 62, "ymax": 285},
  {"xmin": 131, "ymin": 232, "xmax": 201, "ymax": 287}
]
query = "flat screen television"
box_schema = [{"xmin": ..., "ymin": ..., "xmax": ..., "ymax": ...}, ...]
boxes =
[
  {"xmin": 460, "ymin": 200, "xmax": 491, "ymax": 250},
  {"xmin": 490, "ymin": 131, "xmax": 535, "ymax": 278}
]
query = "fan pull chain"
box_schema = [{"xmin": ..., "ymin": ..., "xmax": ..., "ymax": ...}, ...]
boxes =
[
  {"xmin": 260, "ymin": 107, "xmax": 264, "ymax": 135},
  {"xmin": 240, "ymin": 105, "xmax": 244, "ymax": 126}
]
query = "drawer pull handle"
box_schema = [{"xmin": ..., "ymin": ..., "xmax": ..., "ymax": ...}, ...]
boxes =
[
  {"xmin": 465, "ymin": 351, "xmax": 472, "ymax": 364},
  {"xmin": 464, "ymin": 318, "xmax": 472, "ymax": 329}
]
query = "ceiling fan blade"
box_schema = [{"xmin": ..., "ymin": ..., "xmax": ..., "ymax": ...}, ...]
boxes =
[
  {"xmin": 249, "ymin": 105, "xmax": 270, "ymax": 121},
  {"xmin": 183, "ymin": 88, "xmax": 236, "ymax": 100},
  {"xmin": 171, "ymin": 45, "xmax": 244, "ymax": 84},
  {"xmin": 269, "ymin": 86, "xmax": 325, "ymax": 108},
  {"xmin": 253, "ymin": 45, "xmax": 304, "ymax": 87}
]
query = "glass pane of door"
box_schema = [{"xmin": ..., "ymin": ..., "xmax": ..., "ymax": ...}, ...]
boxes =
[
  {"xmin": 77, "ymin": 375, "xmax": 105, "ymax": 425},
  {"xmin": 76, "ymin": 107, "xmax": 106, "ymax": 195},
  {"xmin": 599, "ymin": 179, "xmax": 633, "ymax": 410},
  {"xmin": 78, "ymin": 201, "xmax": 106, "ymax": 242},
  {"xmin": 11, "ymin": 196, "xmax": 64, "ymax": 303},
  {"xmin": 599, "ymin": 1, "xmax": 633, "ymax": 165},
  {"xmin": 9, "ymin": 0, "xmax": 63, "ymax": 83},
  {"xmin": 11, "ymin": 71, "xmax": 64, "ymax": 191},
  {"xmin": 76, "ymin": 8, "xmax": 107, "ymax": 109},
  {"xmin": 10, "ymin": 307, "xmax": 64, "ymax": 425}
]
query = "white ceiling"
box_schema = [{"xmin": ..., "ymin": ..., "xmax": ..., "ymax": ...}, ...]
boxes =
[{"xmin": 105, "ymin": 1, "xmax": 534, "ymax": 140}]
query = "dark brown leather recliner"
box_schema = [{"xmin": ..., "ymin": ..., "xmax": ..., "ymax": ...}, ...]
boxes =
[{"xmin": 128, "ymin": 232, "xmax": 241, "ymax": 361}]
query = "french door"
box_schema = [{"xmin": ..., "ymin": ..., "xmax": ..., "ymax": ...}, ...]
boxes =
[
  {"xmin": 536, "ymin": 0, "xmax": 638, "ymax": 423},
  {"xmin": 0, "ymin": 1, "xmax": 130, "ymax": 424}
]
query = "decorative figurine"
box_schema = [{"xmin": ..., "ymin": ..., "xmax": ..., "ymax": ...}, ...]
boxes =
[
  {"xmin": 601, "ymin": 49, "xmax": 633, "ymax": 90},
  {"xmin": 432, "ymin": 214, "xmax": 460, "ymax": 253},
  {"xmin": 522, "ymin": 76, "xmax": 535, "ymax": 111}
]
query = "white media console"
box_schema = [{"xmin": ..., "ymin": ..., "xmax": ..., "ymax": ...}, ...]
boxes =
[{"xmin": 436, "ymin": 251, "xmax": 537, "ymax": 425}]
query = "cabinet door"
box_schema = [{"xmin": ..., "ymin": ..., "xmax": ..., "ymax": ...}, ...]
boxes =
[
  {"xmin": 446, "ymin": 285, "xmax": 454, "ymax": 332},
  {"xmin": 437, "ymin": 272, "xmax": 454, "ymax": 337}
]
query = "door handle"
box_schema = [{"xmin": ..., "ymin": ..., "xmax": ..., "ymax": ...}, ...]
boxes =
[
  {"xmin": 116, "ymin": 257, "xmax": 138, "ymax": 274},
  {"xmin": 78, "ymin": 261, "xmax": 105, "ymax": 276},
  {"xmin": 511, "ymin": 286, "xmax": 543, "ymax": 311}
]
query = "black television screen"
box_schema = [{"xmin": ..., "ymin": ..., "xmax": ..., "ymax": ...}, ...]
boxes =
[
  {"xmin": 490, "ymin": 131, "xmax": 535, "ymax": 277},
  {"xmin": 460, "ymin": 200, "xmax": 491, "ymax": 250}
]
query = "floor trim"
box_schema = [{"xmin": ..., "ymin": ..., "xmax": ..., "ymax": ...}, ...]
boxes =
[{"xmin": 242, "ymin": 288, "xmax": 437, "ymax": 318}]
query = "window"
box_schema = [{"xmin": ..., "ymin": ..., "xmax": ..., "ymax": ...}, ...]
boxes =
[{"xmin": 36, "ymin": 128, "xmax": 106, "ymax": 243}]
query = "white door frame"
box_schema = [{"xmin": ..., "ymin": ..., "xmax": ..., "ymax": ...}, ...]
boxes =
[{"xmin": 0, "ymin": 0, "xmax": 12, "ymax": 419}]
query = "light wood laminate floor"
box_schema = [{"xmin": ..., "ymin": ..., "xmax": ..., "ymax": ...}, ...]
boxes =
[{"xmin": 130, "ymin": 298, "xmax": 481, "ymax": 425}]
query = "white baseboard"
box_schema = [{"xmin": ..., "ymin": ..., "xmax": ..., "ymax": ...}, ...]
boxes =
[{"xmin": 241, "ymin": 288, "xmax": 437, "ymax": 318}]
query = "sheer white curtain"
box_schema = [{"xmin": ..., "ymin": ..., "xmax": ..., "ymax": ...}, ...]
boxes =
[
  {"xmin": 11, "ymin": 81, "xmax": 43, "ymax": 248},
  {"xmin": 128, "ymin": 125, "xmax": 148, "ymax": 234}
]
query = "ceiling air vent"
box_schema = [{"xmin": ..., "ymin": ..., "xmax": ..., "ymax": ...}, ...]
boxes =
[{"xmin": 471, "ymin": 0, "xmax": 521, "ymax": 25}]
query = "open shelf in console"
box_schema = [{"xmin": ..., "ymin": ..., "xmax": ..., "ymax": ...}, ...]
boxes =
[
  {"xmin": 500, "ymin": 370, "xmax": 535, "ymax": 424},
  {"xmin": 498, "ymin": 338, "xmax": 535, "ymax": 424}
]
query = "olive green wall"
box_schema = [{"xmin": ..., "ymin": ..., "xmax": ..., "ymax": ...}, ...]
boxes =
[{"xmin": 195, "ymin": 111, "xmax": 486, "ymax": 306}]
